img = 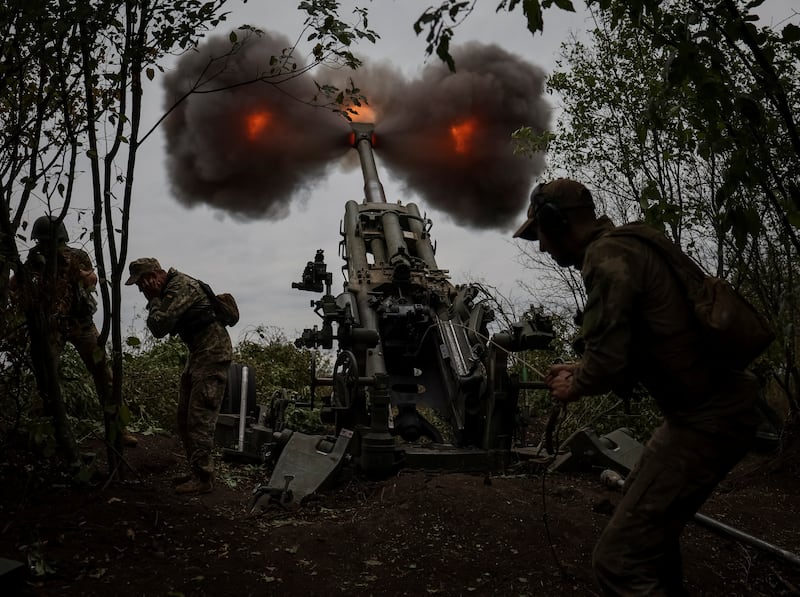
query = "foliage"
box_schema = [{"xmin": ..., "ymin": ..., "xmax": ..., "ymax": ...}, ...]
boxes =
[
  {"xmin": 414, "ymin": 0, "xmax": 577, "ymax": 70},
  {"xmin": 0, "ymin": 0, "xmax": 240, "ymax": 469},
  {"xmin": 2, "ymin": 323, "xmax": 330, "ymax": 447},
  {"xmin": 282, "ymin": 402, "xmax": 329, "ymax": 435},
  {"xmin": 117, "ymin": 327, "xmax": 330, "ymax": 432},
  {"xmin": 0, "ymin": 311, "xmax": 34, "ymax": 437},
  {"xmin": 541, "ymin": 4, "xmax": 799, "ymax": 415},
  {"xmin": 59, "ymin": 345, "xmax": 102, "ymax": 420},
  {"xmin": 235, "ymin": 325, "xmax": 333, "ymax": 404},
  {"xmin": 0, "ymin": 339, "xmax": 107, "ymax": 457},
  {"xmin": 1, "ymin": 0, "xmax": 376, "ymax": 469},
  {"xmin": 416, "ymin": 0, "xmax": 799, "ymax": 250},
  {"xmin": 481, "ymin": 1, "xmax": 799, "ymax": 418},
  {"xmin": 122, "ymin": 335, "xmax": 188, "ymax": 432},
  {"xmin": 511, "ymin": 310, "xmax": 661, "ymax": 442}
]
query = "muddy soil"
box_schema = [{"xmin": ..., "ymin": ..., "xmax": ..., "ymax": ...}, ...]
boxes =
[{"xmin": 1, "ymin": 432, "xmax": 799, "ymax": 596}]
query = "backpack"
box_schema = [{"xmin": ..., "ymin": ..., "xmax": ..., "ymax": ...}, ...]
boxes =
[
  {"xmin": 606, "ymin": 223, "xmax": 774, "ymax": 369},
  {"xmin": 197, "ymin": 280, "xmax": 240, "ymax": 327}
]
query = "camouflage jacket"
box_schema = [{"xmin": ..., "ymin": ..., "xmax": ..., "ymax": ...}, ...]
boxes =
[
  {"xmin": 25, "ymin": 243, "xmax": 97, "ymax": 323},
  {"xmin": 146, "ymin": 268, "xmax": 232, "ymax": 369},
  {"xmin": 572, "ymin": 218, "xmax": 754, "ymax": 421}
]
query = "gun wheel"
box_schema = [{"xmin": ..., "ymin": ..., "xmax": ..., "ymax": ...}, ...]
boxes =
[{"xmin": 332, "ymin": 350, "xmax": 358, "ymax": 410}]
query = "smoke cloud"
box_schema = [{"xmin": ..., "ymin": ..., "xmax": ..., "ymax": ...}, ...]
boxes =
[
  {"xmin": 163, "ymin": 33, "xmax": 550, "ymax": 230},
  {"xmin": 365, "ymin": 42, "xmax": 551, "ymax": 230},
  {"xmin": 163, "ymin": 31, "xmax": 350, "ymax": 220}
]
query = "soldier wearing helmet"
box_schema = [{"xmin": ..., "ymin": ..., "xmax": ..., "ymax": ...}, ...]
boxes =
[
  {"xmin": 30, "ymin": 215, "xmax": 70, "ymax": 244},
  {"xmin": 515, "ymin": 179, "xmax": 759, "ymax": 595},
  {"xmin": 22, "ymin": 215, "xmax": 138, "ymax": 448}
]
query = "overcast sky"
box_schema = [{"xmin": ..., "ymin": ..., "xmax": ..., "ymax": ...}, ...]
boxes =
[{"xmin": 114, "ymin": 1, "xmax": 594, "ymax": 344}]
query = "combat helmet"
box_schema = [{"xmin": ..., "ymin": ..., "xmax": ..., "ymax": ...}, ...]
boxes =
[{"xmin": 31, "ymin": 215, "xmax": 69, "ymax": 243}]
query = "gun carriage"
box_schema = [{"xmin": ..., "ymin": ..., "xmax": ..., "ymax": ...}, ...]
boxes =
[{"xmin": 291, "ymin": 122, "xmax": 553, "ymax": 476}]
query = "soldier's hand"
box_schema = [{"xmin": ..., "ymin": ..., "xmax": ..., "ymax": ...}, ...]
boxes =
[
  {"xmin": 79, "ymin": 269, "xmax": 98, "ymax": 288},
  {"xmin": 546, "ymin": 363, "xmax": 580, "ymax": 404},
  {"xmin": 545, "ymin": 362, "xmax": 577, "ymax": 384},
  {"xmin": 139, "ymin": 276, "xmax": 161, "ymax": 300}
]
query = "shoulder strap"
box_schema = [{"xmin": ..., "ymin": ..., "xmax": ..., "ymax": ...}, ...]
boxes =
[
  {"xmin": 604, "ymin": 223, "xmax": 707, "ymax": 286},
  {"xmin": 195, "ymin": 278, "xmax": 216, "ymax": 302}
]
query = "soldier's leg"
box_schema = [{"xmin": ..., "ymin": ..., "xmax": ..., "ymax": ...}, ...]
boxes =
[
  {"xmin": 67, "ymin": 322, "xmax": 139, "ymax": 446},
  {"xmin": 176, "ymin": 372, "xmax": 193, "ymax": 459},
  {"xmin": 67, "ymin": 322, "xmax": 112, "ymax": 402},
  {"xmin": 39, "ymin": 328, "xmax": 67, "ymax": 417},
  {"xmin": 592, "ymin": 420, "xmax": 753, "ymax": 596},
  {"xmin": 184, "ymin": 363, "xmax": 229, "ymax": 482}
]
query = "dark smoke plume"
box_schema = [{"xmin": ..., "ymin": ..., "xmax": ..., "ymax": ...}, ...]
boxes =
[
  {"xmin": 363, "ymin": 42, "xmax": 550, "ymax": 230},
  {"xmin": 163, "ymin": 33, "xmax": 550, "ymax": 230},
  {"xmin": 163, "ymin": 31, "xmax": 350, "ymax": 220}
]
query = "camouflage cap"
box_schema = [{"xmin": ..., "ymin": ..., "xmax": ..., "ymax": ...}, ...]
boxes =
[
  {"xmin": 125, "ymin": 257, "xmax": 162, "ymax": 285},
  {"xmin": 513, "ymin": 179, "xmax": 595, "ymax": 241}
]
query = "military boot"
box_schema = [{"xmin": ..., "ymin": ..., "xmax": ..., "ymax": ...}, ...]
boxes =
[{"xmin": 174, "ymin": 475, "xmax": 213, "ymax": 495}]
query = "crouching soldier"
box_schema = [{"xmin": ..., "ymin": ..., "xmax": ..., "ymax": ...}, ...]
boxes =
[{"xmin": 126, "ymin": 257, "xmax": 232, "ymax": 495}]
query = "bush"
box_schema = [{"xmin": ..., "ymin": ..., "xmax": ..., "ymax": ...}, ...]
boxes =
[
  {"xmin": 233, "ymin": 326, "xmax": 332, "ymax": 404},
  {"xmin": 122, "ymin": 335, "xmax": 187, "ymax": 433},
  {"xmin": 121, "ymin": 326, "xmax": 333, "ymax": 432}
]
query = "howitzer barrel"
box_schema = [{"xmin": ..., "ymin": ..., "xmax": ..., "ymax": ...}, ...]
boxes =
[
  {"xmin": 344, "ymin": 201, "xmax": 369, "ymax": 273},
  {"xmin": 381, "ymin": 211, "xmax": 411, "ymax": 277},
  {"xmin": 350, "ymin": 122, "xmax": 386, "ymax": 204},
  {"xmin": 369, "ymin": 238, "xmax": 387, "ymax": 264},
  {"xmin": 406, "ymin": 203, "xmax": 438, "ymax": 269}
]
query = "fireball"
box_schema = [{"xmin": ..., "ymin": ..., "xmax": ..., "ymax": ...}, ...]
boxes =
[
  {"xmin": 245, "ymin": 110, "xmax": 272, "ymax": 140},
  {"xmin": 449, "ymin": 119, "xmax": 477, "ymax": 154},
  {"xmin": 350, "ymin": 102, "xmax": 377, "ymax": 123}
]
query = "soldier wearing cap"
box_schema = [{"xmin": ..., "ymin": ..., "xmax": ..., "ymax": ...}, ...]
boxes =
[
  {"xmin": 127, "ymin": 257, "xmax": 232, "ymax": 495},
  {"xmin": 515, "ymin": 179, "xmax": 759, "ymax": 595},
  {"xmin": 14, "ymin": 215, "xmax": 137, "ymax": 448}
]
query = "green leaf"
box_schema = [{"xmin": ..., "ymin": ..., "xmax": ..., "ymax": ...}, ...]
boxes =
[
  {"xmin": 523, "ymin": 0, "xmax": 544, "ymax": 33},
  {"xmin": 782, "ymin": 23, "xmax": 800, "ymax": 43},
  {"xmin": 552, "ymin": 0, "xmax": 575, "ymax": 11}
]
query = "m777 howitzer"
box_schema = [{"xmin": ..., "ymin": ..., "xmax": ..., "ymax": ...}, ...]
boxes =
[{"xmin": 283, "ymin": 122, "xmax": 554, "ymax": 484}]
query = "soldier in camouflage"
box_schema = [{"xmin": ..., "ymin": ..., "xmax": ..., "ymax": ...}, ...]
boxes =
[
  {"xmin": 127, "ymin": 257, "xmax": 232, "ymax": 495},
  {"xmin": 20, "ymin": 215, "xmax": 137, "ymax": 448},
  {"xmin": 514, "ymin": 179, "xmax": 759, "ymax": 596}
]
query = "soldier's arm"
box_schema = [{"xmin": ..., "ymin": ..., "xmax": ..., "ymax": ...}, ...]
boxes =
[
  {"xmin": 571, "ymin": 240, "xmax": 642, "ymax": 397},
  {"xmin": 145, "ymin": 276, "xmax": 197, "ymax": 338},
  {"xmin": 80, "ymin": 269, "xmax": 98, "ymax": 288},
  {"xmin": 69, "ymin": 247, "xmax": 98, "ymax": 288}
]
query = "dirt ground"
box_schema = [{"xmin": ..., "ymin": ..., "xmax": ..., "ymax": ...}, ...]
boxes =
[{"xmin": 1, "ymin": 431, "xmax": 799, "ymax": 597}]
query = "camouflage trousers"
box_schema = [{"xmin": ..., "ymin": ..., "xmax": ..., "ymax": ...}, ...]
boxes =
[
  {"xmin": 592, "ymin": 411, "xmax": 757, "ymax": 596},
  {"xmin": 55, "ymin": 320, "xmax": 112, "ymax": 406},
  {"xmin": 177, "ymin": 361, "xmax": 230, "ymax": 481}
]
